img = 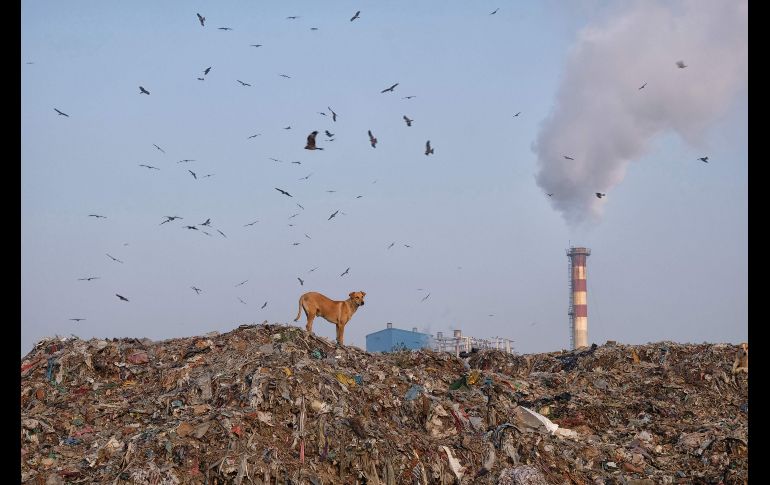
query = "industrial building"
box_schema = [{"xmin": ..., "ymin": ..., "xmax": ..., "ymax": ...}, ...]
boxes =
[
  {"xmin": 365, "ymin": 323, "xmax": 432, "ymax": 352},
  {"xmin": 567, "ymin": 246, "xmax": 591, "ymax": 350}
]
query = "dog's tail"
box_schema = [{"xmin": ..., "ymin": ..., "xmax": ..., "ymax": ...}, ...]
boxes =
[{"xmin": 294, "ymin": 295, "xmax": 303, "ymax": 322}]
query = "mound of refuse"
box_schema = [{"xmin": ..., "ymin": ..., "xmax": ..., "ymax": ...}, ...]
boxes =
[{"xmin": 21, "ymin": 323, "xmax": 747, "ymax": 484}]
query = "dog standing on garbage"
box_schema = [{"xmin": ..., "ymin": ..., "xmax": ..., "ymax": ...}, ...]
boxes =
[{"xmin": 294, "ymin": 291, "xmax": 366, "ymax": 346}]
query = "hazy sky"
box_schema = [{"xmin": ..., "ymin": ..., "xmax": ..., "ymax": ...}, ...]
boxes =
[{"xmin": 21, "ymin": 1, "xmax": 747, "ymax": 357}]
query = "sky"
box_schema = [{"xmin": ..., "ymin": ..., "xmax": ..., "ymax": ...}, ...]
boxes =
[{"xmin": 21, "ymin": 1, "xmax": 748, "ymax": 357}]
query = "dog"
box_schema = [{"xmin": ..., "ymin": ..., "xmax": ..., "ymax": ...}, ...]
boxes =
[
  {"xmin": 294, "ymin": 291, "xmax": 366, "ymax": 346},
  {"xmin": 732, "ymin": 342, "xmax": 748, "ymax": 374}
]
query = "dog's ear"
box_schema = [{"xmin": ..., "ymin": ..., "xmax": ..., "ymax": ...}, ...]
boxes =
[
  {"xmin": 361, "ymin": 291, "xmax": 366, "ymax": 297},
  {"xmin": 349, "ymin": 292, "xmax": 355, "ymax": 298}
]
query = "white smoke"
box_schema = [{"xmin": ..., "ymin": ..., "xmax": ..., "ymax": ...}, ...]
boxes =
[{"xmin": 535, "ymin": 0, "xmax": 747, "ymax": 227}]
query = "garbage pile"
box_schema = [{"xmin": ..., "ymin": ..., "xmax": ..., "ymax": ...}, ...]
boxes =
[{"xmin": 21, "ymin": 324, "xmax": 748, "ymax": 484}]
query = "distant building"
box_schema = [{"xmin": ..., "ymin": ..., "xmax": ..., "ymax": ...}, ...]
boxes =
[{"xmin": 366, "ymin": 323, "xmax": 431, "ymax": 352}]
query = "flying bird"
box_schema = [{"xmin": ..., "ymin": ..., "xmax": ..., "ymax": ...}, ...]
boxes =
[
  {"xmin": 299, "ymin": 173, "xmax": 313, "ymax": 181},
  {"xmin": 402, "ymin": 96, "xmax": 416, "ymax": 100},
  {"xmin": 595, "ymin": 192, "xmax": 606, "ymax": 199},
  {"xmin": 297, "ymin": 277, "xmax": 304, "ymax": 286},
  {"xmin": 188, "ymin": 170, "xmax": 197, "ymax": 179},
  {"xmin": 421, "ymin": 293, "xmax": 431, "ymax": 302},
  {"xmin": 197, "ymin": 77, "xmax": 204, "ymax": 81},
  {"xmin": 368, "ymin": 130, "xmax": 378, "ymax": 148},
  {"xmin": 283, "ymin": 126, "xmax": 292, "ymax": 130},
  {"xmin": 88, "ymin": 214, "xmax": 107, "ymax": 219},
  {"xmin": 355, "ymin": 195, "xmax": 363, "ymax": 199},
  {"xmin": 191, "ymin": 286, "xmax": 202, "ymax": 295},
  {"xmin": 425, "ymin": 140, "xmax": 434, "ymax": 156},
  {"xmin": 327, "ymin": 107, "xmax": 338, "ymax": 122},
  {"xmin": 676, "ymin": 60, "xmax": 687, "ymax": 68},
  {"xmin": 269, "ymin": 157, "xmax": 283, "ymax": 163},
  {"xmin": 203, "ymin": 67, "xmax": 211, "ymax": 75},
  {"xmin": 235, "ymin": 280, "xmax": 248, "ymax": 287},
  {"xmin": 328, "ymin": 210, "xmax": 339, "ymax": 220},
  {"xmin": 153, "ymin": 144, "xmax": 165, "ymax": 154},
  {"xmin": 340, "ymin": 267, "xmax": 350, "ymax": 277},
  {"xmin": 279, "ymin": 74, "xmax": 291, "ymax": 79},
  {"xmin": 350, "ymin": 10, "xmax": 361, "ymax": 21},
  {"xmin": 308, "ymin": 266, "xmax": 319, "ymax": 273},
  {"xmin": 160, "ymin": 216, "xmax": 182, "ymax": 225},
  {"xmin": 200, "ymin": 218, "xmax": 211, "ymax": 226},
  {"xmin": 54, "ymin": 108, "xmax": 69, "ymax": 117},
  {"xmin": 297, "ymin": 202, "xmax": 306, "ymax": 210},
  {"xmin": 286, "ymin": 16, "xmax": 300, "ymax": 20},
  {"xmin": 106, "ymin": 253, "xmax": 124, "ymax": 264},
  {"xmin": 244, "ymin": 219, "xmax": 259, "ymax": 227},
  {"xmin": 139, "ymin": 164, "xmax": 159, "ymax": 170},
  {"xmin": 196, "ymin": 13, "xmax": 205, "ymax": 26},
  {"xmin": 292, "ymin": 242, "xmax": 301, "ymax": 246},
  {"xmin": 289, "ymin": 213, "xmax": 299, "ymax": 219},
  {"xmin": 638, "ymin": 83, "xmax": 647, "ymax": 90},
  {"xmin": 513, "ymin": 112, "xmax": 521, "ymax": 117},
  {"xmin": 291, "ymin": 161, "xmax": 302, "ymax": 165},
  {"xmin": 324, "ymin": 130, "xmax": 334, "ymax": 138},
  {"xmin": 184, "ymin": 225, "xmax": 198, "ymax": 230},
  {"xmin": 404, "ymin": 244, "xmax": 412, "ymax": 248},
  {"xmin": 218, "ymin": 27, "xmax": 233, "ymax": 31},
  {"xmin": 217, "ymin": 229, "xmax": 227, "ymax": 238},
  {"xmin": 139, "ymin": 86, "xmax": 150, "ymax": 95},
  {"xmin": 69, "ymin": 318, "xmax": 86, "ymax": 322},
  {"xmin": 326, "ymin": 190, "xmax": 337, "ymax": 193},
  {"xmin": 237, "ymin": 297, "xmax": 247, "ymax": 305},
  {"xmin": 305, "ymin": 131, "xmax": 323, "ymax": 150},
  {"xmin": 310, "ymin": 27, "xmax": 318, "ymax": 31},
  {"xmin": 178, "ymin": 159, "xmax": 195, "ymax": 163},
  {"xmin": 77, "ymin": 277, "xmax": 100, "ymax": 281},
  {"xmin": 248, "ymin": 133, "xmax": 261, "ymax": 139},
  {"xmin": 546, "ymin": 193, "xmax": 554, "ymax": 197},
  {"xmin": 275, "ymin": 187, "xmax": 293, "ymax": 197},
  {"xmin": 261, "ymin": 301, "xmax": 268, "ymax": 309},
  {"xmin": 237, "ymin": 80, "xmax": 251, "ymax": 86},
  {"xmin": 116, "ymin": 294, "xmax": 129, "ymax": 302},
  {"xmin": 202, "ymin": 173, "xmax": 215, "ymax": 178},
  {"xmin": 402, "ymin": 115, "xmax": 414, "ymax": 127},
  {"xmin": 490, "ymin": 8, "xmax": 499, "ymax": 14},
  {"xmin": 387, "ymin": 242, "xmax": 395, "ymax": 249},
  {"xmin": 563, "ymin": 155, "xmax": 574, "ymax": 160},
  {"xmin": 381, "ymin": 83, "xmax": 399, "ymax": 93},
  {"xmin": 305, "ymin": 233, "xmax": 311, "ymax": 239},
  {"xmin": 698, "ymin": 156, "xmax": 709, "ymax": 163}
]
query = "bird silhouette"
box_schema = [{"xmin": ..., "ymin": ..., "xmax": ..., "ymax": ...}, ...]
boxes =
[
  {"xmin": 292, "ymin": 242, "xmax": 301, "ymax": 246},
  {"xmin": 286, "ymin": 16, "xmax": 300, "ymax": 20},
  {"xmin": 237, "ymin": 80, "xmax": 251, "ymax": 86},
  {"xmin": 403, "ymin": 96, "xmax": 416, "ymax": 100},
  {"xmin": 188, "ymin": 170, "xmax": 197, "ymax": 179},
  {"xmin": 387, "ymin": 242, "xmax": 395, "ymax": 249},
  {"xmin": 200, "ymin": 218, "xmax": 211, "ymax": 226},
  {"xmin": 421, "ymin": 293, "xmax": 431, "ymax": 302},
  {"xmin": 340, "ymin": 267, "xmax": 350, "ymax": 277},
  {"xmin": 546, "ymin": 193, "xmax": 554, "ymax": 197},
  {"xmin": 289, "ymin": 213, "xmax": 299, "ymax": 219},
  {"xmin": 355, "ymin": 195, "xmax": 363, "ymax": 199},
  {"xmin": 196, "ymin": 13, "xmax": 205, "ymax": 26},
  {"xmin": 261, "ymin": 301, "xmax": 268, "ymax": 309},
  {"xmin": 275, "ymin": 188, "xmax": 293, "ymax": 197},
  {"xmin": 203, "ymin": 67, "xmax": 211, "ymax": 75},
  {"xmin": 160, "ymin": 216, "xmax": 182, "ymax": 225},
  {"xmin": 54, "ymin": 108, "xmax": 69, "ymax": 117},
  {"xmin": 139, "ymin": 86, "xmax": 150, "ymax": 95},
  {"xmin": 218, "ymin": 27, "xmax": 233, "ymax": 31},
  {"xmin": 639, "ymin": 83, "xmax": 647, "ymax": 90},
  {"xmin": 403, "ymin": 115, "xmax": 413, "ymax": 126},
  {"xmin": 404, "ymin": 244, "xmax": 412, "ymax": 248},
  {"xmin": 202, "ymin": 173, "xmax": 215, "ymax": 178},
  {"xmin": 197, "ymin": 77, "xmax": 204, "ymax": 81},
  {"xmin": 69, "ymin": 318, "xmax": 86, "ymax": 322},
  {"xmin": 328, "ymin": 210, "xmax": 339, "ymax": 220},
  {"xmin": 310, "ymin": 27, "xmax": 319, "ymax": 31},
  {"xmin": 595, "ymin": 192, "xmax": 606, "ymax": 199},
  {"xmin": 153, "ymin": 144, "xmax": 165, "ymax": 154},
  {"xmin": 217, "ymin": 230, "xmax": 227, "ymax": 238},
  {"xmin": 235, "ymin": 280, "xmax": 248, "ymax": 287},
  {"xmin": 106, "ymin": 253, "xmax": 124, "ymax": 264},
  {"xmin": 184, "ymin": 225, "xmax": 198, "ymax": 230},
  {"xmin": 178, "ymin": 159, "xmax": 195, "ymax": 163},
  {"xmin": 191, "ymin": 286, "xmax": 202, "ymax": 295},
  {"xmin": 563, "ymin": 155, "xmax": 574, "ymax": 160},
  {"xmin": 350, "ymin": 10, "xmax": 361, "ymax": 21},
  {"xmin": 298, "ymin": 173, "xmax": 313, "ymax": 181},
  {"xmin": 324, "ymin": 130, "xmax": 335, "ymax": 139},
  {"xmin": 279, "ymin": 74, "xmax": 291, "ymax": 79},
  {"xmin": 78, "ymin": 277, "xmax": 100, "ymax": 281},
  {"xmin": 283, "ymin": 126, "xmax": 292, "ymax": 130},
  {"xmin": 238, "ymin": 297, "xmax": 247, "ymax": 305},
  {"xmin": 305, "ymin": 131, "xmax": 323, "ymax": 150},
  {"xmin": 328, "ymin": 107, "xmax": 338, "ymax": 122},
  {"xmin": 698, "ymin": 157, "xmax": 709, "ymax": 163},
  {"xmin": 116, "ymin": 294, "xmax": 129, "ymax": 302},
  {"xmin": 305, "ymin": 233, "xmax": 311, "ymax": 239},
  {"xmin": 248, "ymin": 133, "xmax": 261, "ymax": 139},
  {"xmin": 297, "ymin": 203, "xmax": 306, "ymax": 210},
  {"xmin": 297, "ymin": 277, "xmax": 304, "ymax": 286},
  {"xmin": 368, "ymin": 130, "xmax": 378, "ymax": 148},
  {"xmin": 676, "ymin": 60, "xmax": 687, "ymax": 68},
  {"xmin": 139, "ymin": 164, "xmax": 159, "ymax": 170},
  {"xmin": 308, "ymin": 266, "xmax": 319, "ymax": 273},
  {"xmin": 381, "ymin": 83, "xmax": 399, "ymax": 93},
  {"xmin": 244, "ymin": 220, "xmax": 259, "ymax": 227},
  {"xmin": 88, "ymin": 214, "xmax": 107, "ymax": 219},
  {"xmin": 490, "ymin": 8, "xmax": 499, "ymax": 14},
  {"xmin": 425, "ymin": 140, "xmax": 434, "ymax": 156},
  {"xmin": 513, "ymin": 112, "xmax": 521, "ymax": 117}
]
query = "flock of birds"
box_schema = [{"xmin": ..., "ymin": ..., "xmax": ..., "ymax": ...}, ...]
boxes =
[{"xmin": 40, "ymin": 9, "xmax": 711, "ymax": 328}]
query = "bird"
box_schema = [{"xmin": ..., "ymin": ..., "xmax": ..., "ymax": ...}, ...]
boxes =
[
  {"xmin": 235, "ymin": 280, "xmax": 248, "ymax": 287},
  {"xmin": 318, "ymin": 112, "xmax": 327, "ymax": 117},
  {"xmin": 421, "ymin": 293, "xmax": 431, "ymax": 302},
  {"xmin": 289, "ymin": 213, "xmax": 299, "ymax": 219},
  {"xmin": 324, "ymin": 130, "xmax": 335, "ymax": 138},
  {"xmin": 217, "ymin": 230, "xmax": 227, "ymax": 238},
  {"xmin": 387, "ymin": 242, "xmax": 395, "ymax": 250},
  {"xmin": 299, "ymin": 173, "xmax": 313, "ymax": 181},
  {"xmin": 261, "ymin": 301, "xmax": 268, "ymax": 309},
  {"xmin": 350, "ymin": 10, "xmax": 361, "ymax": 21},
  {"xmin": 403, "ymin": 116, "xmax": 413, "ymax": 127},
  {"xmin": 203, "ymin": 67, "xmax": 211, "ymax": 75},
  {"xmin": 106, "ymin": 253, "xmax": 123, "ymax": 264},
  {"xmin": 202, "ymin": 173, "xmax": 215, "ymax": 178},
  {"xmin": 184, "ymin": 225, "xmax": 198, "ymax": 230},
  {"xmin": 513, "ymin": 112, "xmax": 521, "ymax": 117},
  {"xmin": 54, "ymin": 108, "xmax": 69, "ymax": 117},
  {"xmin": 381, "ymin": 83, "xmax": 399, "ymax": 93},
  {"xmin": 328, "ymin": 107, "xmax": 338, "ymax": 122},
  {"xmin": 196, "ymin": 13, "xmax": 205, "ymax": 26},
  {"xmin": 116, "ymin": 294, "xmax": 129, "ymax": 302},
  {"xmin": 305, "ymin": 131, "xmax": 323, "ymax": 150},
  {"xmin": 160, "ymin": 216, "xmax": 182, "ymax": 225},
  {"xmin": 197, "ymin": 77, "xmax": 204, "ymax": 81},
  {"xmin": 292, "ymin": 242, "xmax": 301, "ymax": 246},
  {"xmin": 676, "ymin": 60, "xmax": 687, "ymax": 68},
  {"xmin": 291, "ymin": 161, "xmax": 301, "ymax": 165},
  {"xmin": 139, "ymin": 86, "xmax": 150, "ymax": 95},
  {"xmin": 237, "ymin": 297, "xmax": 247, "ymax": 305},
  {"xmin": 286, "ymin": 16, "xmax": 300, "ymax": 20},
  {"xmin": 340, "ymin": 267, "xmax": 350, "ymax": 277},
  {"xmin": 139, "ymin": 164, "xmax": 159, "ymax": 170},
  {"xmin": 546, "ymin": 193, "xmax": 554, "ymax": 197},
  {"xmin": 698, "ymin": 156, "xmax": 709, "ymax": 163},
  {"xmin": 200, "ymin": 218, "xmax": 211, "ymax": 226},
  {"xmin": 402, "ymin": 96, "xmax": 416, "ymax": 100},
  {"xmin": 248, "ymin": 133, "xmax": 261, "ymax": 139},
  {"xmin": 326, "ymin": 190, "xmax": 337, "ymax": 193},
  {"xmin": 425, "ymin": 140, "xmax": 434, "ymax": 156},
  {"xmin": 310, "ymin": 27, "xmax": 318, "ymax": 31},
  {"xmin": 218, "ymin": 27, "xmax": 233, "ymax": 31},
  {"xmin": 191, "ymin": 286, "xmax": 202, "ymax": 295},
  {"xmin": 639, "ymin": 83, "xmax": 647, "ymax": 90},
  {"xmin": 283, "ymin": 126, "xmax": 292, "ymax": 130},
  {"xmin": 188, "ymin": 170, "xmax": 197, "ymax": 179},
  {"xmin": 178, "ymin": 159, "xmax": 195, "ymax": 163},
  {"xmin": 355, "ymin": 195, "xmax": 363, "ymax": 199},
  {"xmin": 297, "ymin": 203, "xmax": 306, "ymax": 210},
  {"xmin": 275, "ymin": 188, "xmax": 293, "ymax": 197},
  {"xmin": 269, "ymin": 157, "xmax": 283, "ymax": 163},
  {"xmin": 279, "ymin": 74, "xmax": 291, "ymax": 79},
  {"xmin": 404, "ymin": 244, "xmax": 412, "ymax": 248},
  {"xmin": 250, "ymin": 44, "xmax": 263, "ymax": 47},
  {"xmin": 368, "ymin": 130, "xmax": 378, "ymax": 148},
  {"xmin": 69, "ymin": 318, "xmax": 86, "ymax": 322},
  {"xmin": 237, "ymin": 80, "xmax": 251, "ymax": 86},
  {"xmin": 88, "ymin": 214, "xmax": 107, "ymax": 219},
  {"xmin": 490, "ymin": 8, "xmax": 499, "ymax": 14},
  {"xmin": 297, "ymin": 277, "xmax": 304, "ymax": 286},
  {"xmin": 153, "ymin": 144, "xmax": 165, "ymax": 154},
  {"xmin": 305, "ymin": 233, "xmax": 311, "ymax": 239},
  {"xmin": 244, "ymin": 220, "xmax": 259, "ymax": 227},
  {"xmin": 563, "ymin": 155, "xmax": 574, "ymax": 160},
  {"xmin": 308, "ymin": 266, "xmax": 319, "ymax": 273},
  {"xmin": 328, "ymin": 210, "xmax": 339, "ymax": 220},
  {"xmin": 595, "ymin": 192, "xmax": 606, "ymax": 199}
]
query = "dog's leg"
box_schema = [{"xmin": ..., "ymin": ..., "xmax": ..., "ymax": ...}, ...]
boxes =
[
  {"xmin": 335, "ymin": 324, "xmax": 343, "ymax": 346},
  {"xmin": 305, "ymin": 311, "xmax": 316, "ymax": 334}
]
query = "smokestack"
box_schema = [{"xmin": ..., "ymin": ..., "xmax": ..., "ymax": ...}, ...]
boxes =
[
  {"xmin": 412, "ymin": 327, "xmax": 418, "ymax": 333},
  {"xmin": 567, "ymin": 247, "xmax": 591, "ymax": 349},
  {"xmin": 387, "ymin": 322, "xmax": 393, "ymax": 329}
]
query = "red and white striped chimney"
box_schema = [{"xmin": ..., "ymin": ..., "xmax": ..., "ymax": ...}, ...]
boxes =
[{"xmin": 567, "ymin": 247, "xmax": 591, "ymax": 349}]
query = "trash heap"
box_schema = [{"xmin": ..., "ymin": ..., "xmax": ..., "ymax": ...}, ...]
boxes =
[{"xmin": 21, "ymin": 324, "xmax": 748, "ymax": 484}]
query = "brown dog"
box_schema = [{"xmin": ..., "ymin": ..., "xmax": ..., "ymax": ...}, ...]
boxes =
[
  {"xmin": 294, "ymin": 291, "xmax": 366, "ymax": 346},
  {"xmin": 732, "ymin": 342, "xmax": 748, "ymax": 374}
]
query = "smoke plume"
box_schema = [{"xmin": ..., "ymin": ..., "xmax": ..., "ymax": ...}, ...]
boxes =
[{"xmin": 535, "ymin": 0, "xmax": 747, "ymax": 227}]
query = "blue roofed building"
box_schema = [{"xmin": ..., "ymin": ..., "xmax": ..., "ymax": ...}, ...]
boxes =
[{"xmin": 366, "ymin": 323, "xmax": 432, "ymax": 352}]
